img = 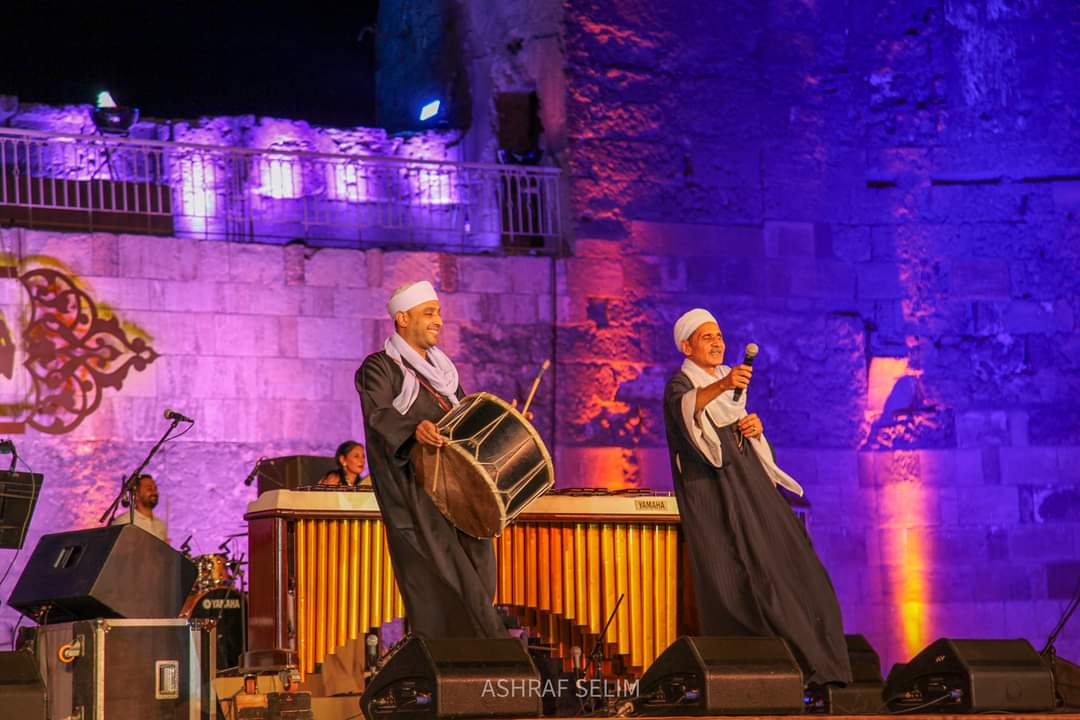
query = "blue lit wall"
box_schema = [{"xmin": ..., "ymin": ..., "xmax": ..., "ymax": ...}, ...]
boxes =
[{"xmin": 559, "ymin": 0, "xmax": 1080, "ymax": 668}]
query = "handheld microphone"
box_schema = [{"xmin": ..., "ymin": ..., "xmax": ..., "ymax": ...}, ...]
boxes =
[
  {"xmin": 731, "ymin": 343, "xmax": 758, "ymax": 402},
  {"xmin": 0, "ymin": 439, "xmax": 15, "ymax": 472},
  {"xmin": 163, "ymin": 408, "xmax": 194, "ymax": 423},
  {"xmin": 570, "ymin": 645, "xmax": 583, "ymax": 674},
  {"xmin": 366, "ymin": 634, "xmax": 380, "ymax": 672}
]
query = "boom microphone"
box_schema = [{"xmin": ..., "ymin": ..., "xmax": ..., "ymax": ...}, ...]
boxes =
[
  {"xmin": 731, "ymin": 343, "xmax": 759, "ymax": 402},
  {"xmin": 163, "ymin": 408, "xmax": 194, "ymax": 423},
  {"xmin": 243, "ymin": 458, "xmax": 267, "ymax": 486}
]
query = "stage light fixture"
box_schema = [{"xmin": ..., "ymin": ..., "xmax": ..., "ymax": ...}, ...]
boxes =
[
  {"xmin": 419, "ymin": 99, "xmax": 441, "ymax": 122},
  {"xmin": 92, "ymin": 90, "xmax": 139, "ymax": 135}
]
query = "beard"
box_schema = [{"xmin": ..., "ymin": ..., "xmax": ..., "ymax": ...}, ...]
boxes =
[{"xmin": 144, "ymin": 495, "xmax": 159, "ymax": 510}]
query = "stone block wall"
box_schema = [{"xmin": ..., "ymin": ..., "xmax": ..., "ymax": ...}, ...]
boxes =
[
  {"xmin": 561, "ymin": 0, "xmax": 1080, "ymax": 667},
  {"xmin": 0, "ymin": 227, "xmax": 555, "ymax": 643}
]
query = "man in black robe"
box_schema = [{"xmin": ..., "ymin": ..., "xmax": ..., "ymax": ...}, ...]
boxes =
[
  {"xmin": 356, "ymin": 280, "xmax": 505, "ymax": 639},
  {"xmin": 662, "ymin": 308, "xmax": 852, "ymax": 686}
]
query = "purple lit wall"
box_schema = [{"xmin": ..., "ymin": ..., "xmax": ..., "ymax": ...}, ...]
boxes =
[
  {"xmin": 0, "ymin": 227, "xmax": 555, "ymax": 644},
  {"xmin": 559, "ymin": 0, "xmax": 1080, "ymax": 668}
]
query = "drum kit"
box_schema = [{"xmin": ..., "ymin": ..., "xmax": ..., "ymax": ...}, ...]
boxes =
[{"xmin": 179, "ymin": 546, "xmax": 246, "ymax": 673}]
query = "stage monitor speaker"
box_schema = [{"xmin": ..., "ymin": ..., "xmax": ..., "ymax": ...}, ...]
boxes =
[
  {"xmin": 884, "ymin": 638, "xmax": 1055, "ymax": 713},
  {"xmin": 255, "ymin": 455, "xmax": 337, "ymax": 494},
  {"xmin": 636, "ymin": 636, "xmax": 804, "ymax": 715},
  {"xmin": 7, "ymin": 524, "xmax": 197, "ymax": 623},
  {"xmin": 0, "ymin": 471, "xmax": 44, "ymax": 549},
  {"xmin": 0, "ymin": 649, "xmax": 46, "ymax": 720},
  {"xmin": 360, "ymin": 637, "xmax": 542, "ymax": 720},
  {"xmin": 1049, "ymin": 654, "xmax": 1080, "ymax": 709},
  {"xmin": 846, "ymin": 633, "xmax": 884, "ymax": 684},
  {"xmin": 810, "ymin": 635, "xmax": 885, "ymax": 714}
]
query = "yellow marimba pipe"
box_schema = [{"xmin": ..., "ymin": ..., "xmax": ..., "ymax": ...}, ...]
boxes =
[{"xmin": 295, "ymin": 520, "xmax": 308, "ymax": 677}]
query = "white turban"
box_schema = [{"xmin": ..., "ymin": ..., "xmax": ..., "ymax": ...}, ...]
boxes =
[
  {"xmin": 673, "ymin": 308, "xmax": 718, "ymax": 351},
  {"xmin": 387, "ymin": 280, "xmax": 438, "ymax": 318}
]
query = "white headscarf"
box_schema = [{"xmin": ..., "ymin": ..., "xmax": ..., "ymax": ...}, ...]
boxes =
[
  {"xmin": 674, "ymin": 313, "xmax": 803, "ymax": 496},
  {"xmin": 384, "ymin": 282, "xmax": 460, "ymax": 414},
  {"xmin": 387, "ymin": 280, "xmax": 438, "ymax": 317},
  {"xmin": 674, "ymin": 308, "xmax": 717, "ymax": 351}
]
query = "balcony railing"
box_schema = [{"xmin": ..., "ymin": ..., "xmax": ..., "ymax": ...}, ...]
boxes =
[{"xmin": 0, "ymin": 127, "xmax": 562, "ymax": 252}]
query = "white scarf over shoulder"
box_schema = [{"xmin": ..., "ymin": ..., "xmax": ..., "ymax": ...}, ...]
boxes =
[
  {"xmin": 679, "ymin": 358, "xmax": 803, "ymax": 496},
  {"xmin": 384, "ymin": 280, "xmax": 461, "ymax": 415},
  {"xmin": 384, "ymin": 333, "xmax": 461, "ymax": 415}
]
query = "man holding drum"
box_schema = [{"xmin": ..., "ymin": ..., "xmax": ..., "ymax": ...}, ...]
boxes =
[{"xmin": 355, "ymin": 280, "xmax": 505, "ymax": 639}]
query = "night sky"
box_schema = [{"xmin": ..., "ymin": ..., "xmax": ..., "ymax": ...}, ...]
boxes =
[{"xmin": 3, "ymin": 2, "xmax": 379, "ymax": 127}]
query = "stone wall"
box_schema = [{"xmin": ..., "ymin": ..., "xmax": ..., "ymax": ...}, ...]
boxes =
[
  {"xmin": 5, "ymin": 100, "xmax": 465, "ymax": 162},
  {"xmin": 561, "ymin": 0, "xmax": 1080, "ymax": 667},
  {"xmin": 375, "ymin": 0, "xmax": 566, "ymax": 164},
  {"xmin": 0, "ymin": 227, "xmax": 554, "ymax": 643}
]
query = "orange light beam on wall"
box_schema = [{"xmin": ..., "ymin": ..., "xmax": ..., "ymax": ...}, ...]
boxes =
[{"xmin": 882, "ymin": 474, "xmax": 933, "ymax": 660}]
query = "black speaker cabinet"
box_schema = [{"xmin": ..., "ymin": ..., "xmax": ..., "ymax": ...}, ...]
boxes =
[
  {"xmin": 8, "ymin": 525, "xmax": 197, "ymax": 622},
  {"xmin": 0, "ymin": 649, "xmax": 46, "ymax": 720},
  {"xmin": 884, "ymin": 638, "xmax": 1055, "ymax": 713},
  {"xmin": 360, "ymin": 637, "xmax": 542, "ymax": 720},
  {"xmin": 255, "ymin": 455, "xmax": 337, "ymax": 494},
  {"xmin": 636, "ymin": 636, "xmax": 804, "ymax": 715},
  {"xmin": 1049, "ymin": 654, "xmax": 1080, "ymax": 709},
  {"xmin": 812, "ymin": 635, "xmax": 885, "ymax": 715},
  {"xmin": 846, "ymin": 633, "xmax": 884, "ymax": 684}
]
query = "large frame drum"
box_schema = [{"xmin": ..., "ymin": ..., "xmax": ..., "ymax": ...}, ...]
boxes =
[{"xmin": 411, "ymin": 392, "xmax": 554, "ymax": 538}]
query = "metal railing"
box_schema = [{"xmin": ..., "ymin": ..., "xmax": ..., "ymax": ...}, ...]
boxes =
[{"xmin": 0, "ymin": 127, "xmax": 562, "ymax": 252}]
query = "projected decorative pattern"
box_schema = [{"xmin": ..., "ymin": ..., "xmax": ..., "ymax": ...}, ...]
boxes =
[{"xmin": 1, "ymin": 266, "xmax": 158, "ymax": 434}]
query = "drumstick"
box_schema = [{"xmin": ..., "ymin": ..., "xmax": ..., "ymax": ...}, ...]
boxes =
[{"xmin": 521, "ymin": 359, "xmax": 551, "ymax": 417}]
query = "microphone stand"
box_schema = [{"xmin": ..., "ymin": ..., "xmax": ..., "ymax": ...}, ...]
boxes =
[
  {"xmin": 1041, "ymin": 575, "xmax": 1080, "ymax": 657},
  {"xmin": 98, "ymin": 418, "xmax": 181, "ymax": 526},
  {"xmin": 587, "ymin": 593, "xmax": 624, "ymax": 711}
]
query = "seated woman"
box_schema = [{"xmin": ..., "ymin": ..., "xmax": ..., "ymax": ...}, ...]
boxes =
[{"xmin": 319, "ymin": 440, "xmax": 371, "ymax": 488}]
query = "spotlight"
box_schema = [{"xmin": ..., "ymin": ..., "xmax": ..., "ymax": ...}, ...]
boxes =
[
  {"xmin": 418, "ymin": 99, "xmax": 441, "ymax": 122},
  {"xmin": 96, "ymin": 91, "xmax": 118, "ymax": 109},
  {"xmin": 92, "ymin": 90, "xmax": 139, "ymax": 135}
]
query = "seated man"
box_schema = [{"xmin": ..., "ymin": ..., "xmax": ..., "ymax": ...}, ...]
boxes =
[{"xmin": 111, "ymin": 473, "xmax": 169, "ymax": 543}]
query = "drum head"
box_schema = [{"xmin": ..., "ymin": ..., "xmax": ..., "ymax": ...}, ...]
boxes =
[
  {"xmin": 181, "ymin": 587, "xmax": 245, "ymax": 673},
  {"xmin": 413, "ymin": 443, "xmax": 504, "ymax": 538}
]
